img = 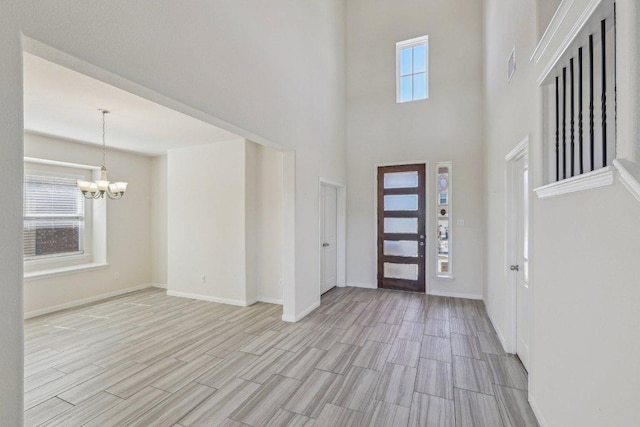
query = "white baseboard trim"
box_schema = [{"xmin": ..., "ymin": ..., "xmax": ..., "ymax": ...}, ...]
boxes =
[
  {"xmin": 486, "ymin": 307, "xmax": 511, "ymax": 354},
  {"xmin": 150, "ymin": 283, "xmax": 167, "ymax": 289},
  {"xmin": 528, "ymin": 393, "xmax": 549, "ymax": 427},
  {"xmin": 347, "ymin": 282, "xmax": 377, "ymax": 289},
  {"xmin": 166, "ymin": 290, "xmax": 253, "ymax": 307},
  {"xmin": 24, "ymin": 283, "xmax": 153, "ymax": 319},
  {"xmin": 257, "ymin": 297, "xmax": 283, "ymax": 305},
  {"xmin": 427, "ymin": 290, "xmax": 483, "ymax": 300},
  {"xmin": 282, "ymin": 300, "xmax": 321, "ymax": 322}
]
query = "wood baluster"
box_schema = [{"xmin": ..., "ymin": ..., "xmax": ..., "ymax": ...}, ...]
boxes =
[
  {"xmin": 601, "ymin": 19, "xmax": 607, "ymax": 168},
  {"xmin": 578, "ymin": 47, "xmax": 584, "ymax": 175},
  {"xmin": 562, "ymin": 67, "xmax": 567, "ymax": 180},
  {"xmin": 570, "ymin": 58, "xmax": 575, "ymax": 177},
  {"xmin": 589, "ymin": 34, "xmax": 595, "ymax": 171},
  {"xmin": 556, "ymin": 76, "xmax": 560, "ymax": 182}
]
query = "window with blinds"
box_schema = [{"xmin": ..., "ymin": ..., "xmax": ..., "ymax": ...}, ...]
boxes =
[{"xmin": 24, "ymin": 173, "xmax": 85, "ymax": 260}]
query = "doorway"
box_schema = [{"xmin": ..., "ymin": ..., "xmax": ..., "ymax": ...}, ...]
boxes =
[
  {"xmin": 376, "ymin": 164, "xmax": 426, "ymax": 293},
  {"xmin": 506, "ymin": 137, "xmax": 531, "ymax": 371},
  {"xmin": 21, "ymin": 40, "xmax": 298, "ymax": 322}
]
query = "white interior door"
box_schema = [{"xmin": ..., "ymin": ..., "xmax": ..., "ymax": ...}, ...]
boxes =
[
  {"xmin": 321, "ymin": 185, "xmax": 337, "ymax": 294},
  {"xmin": 514, "ymin": 155, "xmax": 531, "ymax": 371}
]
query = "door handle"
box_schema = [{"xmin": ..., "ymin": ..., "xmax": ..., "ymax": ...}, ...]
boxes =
[
  {"xmin": 322, "ymin": 243, "xmax": 330, "ymax": 247},
  {"xmin": 420, "ymin": 235, "xmax": 425, "ymax": 239},
  {"xmin": 510, "ymin": 265, "xmax": 519, "ymax": 271}
]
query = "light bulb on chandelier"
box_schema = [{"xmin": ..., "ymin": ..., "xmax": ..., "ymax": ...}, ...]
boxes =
[{"xmin": 77, "ymin": 109, "xmax": 129, "ymax": 200}]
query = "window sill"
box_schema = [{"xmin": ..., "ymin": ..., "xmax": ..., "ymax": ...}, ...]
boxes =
[
  {"xmin": 433, "ymin": 275, "xmax": 455, "ymax": 281},
  {"xmin": 25, "ymin": 253, "xmax": 89, "ymax": 267},
  {"xmin": 24, "ymin": 262, "xmax": 108, "ymax": 281},
  {"xmin": 534, "ymin": 166, "xmax": 616, "ymax": 199}
]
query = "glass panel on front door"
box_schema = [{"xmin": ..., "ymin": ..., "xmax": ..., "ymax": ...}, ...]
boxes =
[
  {"xmin": 383, "ymin": 171, "xmax": 419, "ymax": 188},
  {"xmin": 383, "ymin": 240, "xmax": 419, "ymax": 257},
  {"xmin": 384, "ymin": 218, "xmax": 418, "ymax": 234},
  {"xmin": 384, "ymin": 194, "xmax": 418, "ymax": 211},
  {"xmin": 383, "ymin": 262, "xmax": 419, "ymax": 280}
]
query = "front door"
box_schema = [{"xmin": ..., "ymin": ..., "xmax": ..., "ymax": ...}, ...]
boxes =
[
  {"xmin": 377, "ymin": 164, "xmax": 426, "ymax": 292},
  {"xmin": 321, "ymin": 184, "xmax": 338, "ymax": 294}
]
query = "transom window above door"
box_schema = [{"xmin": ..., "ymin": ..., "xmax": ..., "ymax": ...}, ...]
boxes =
[{"xmin": 396, "ymin": 35, "xmax": 429, "ymax": 103}]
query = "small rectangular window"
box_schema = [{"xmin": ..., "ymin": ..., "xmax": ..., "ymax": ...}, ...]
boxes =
[
  {"xmin": 24, "ymin": 173, "xmax": 85, "ymax": 260},
  {"xmin": 397, "ymin": 35, "xmax": 429, "ymax": 103},
  {"xmin": 436, "ymin": 162, "xmax": 452, "ymax": 277}
]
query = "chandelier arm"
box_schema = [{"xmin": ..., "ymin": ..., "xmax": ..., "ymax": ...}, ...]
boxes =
[
  {"xmin": 82, "ymin": 191, "xmax": 102, "ymax": 200},
  {"xmin": 105, "ymin": 185, "xmax": 124, "ymax": 200}
]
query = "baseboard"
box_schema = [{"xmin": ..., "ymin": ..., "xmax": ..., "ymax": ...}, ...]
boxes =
[
  {"xmin": 282, "ymin": 300, "xmax": 321, "ymax": 322},
  {"xmin": 347, "ymin": 282, "xmax": 377, "ymax": 289},
  {"xmin": 486, "ymin": 307, "xmax": 510, "ymax": 353},
  {"xmin": 427, "ymin": 290, "xmax": 483, "ymax": 300},
  {"xmin": 528, "ymin": 393, "xmax": 549, "ymax": 427},
  {"xmin": 24, "ymin": 283, "xmax": 153, "ymax": 319},
  {"xmin": 166, "ymin": 290, "xmax": 253, "ymax": 307},
  {"xmin": 257, "ymin": 296, "xmax": 283, "ymax": 305},
  {"xmin": 150, "ymin": 283, "xmax": 167, "ymax": 289}
]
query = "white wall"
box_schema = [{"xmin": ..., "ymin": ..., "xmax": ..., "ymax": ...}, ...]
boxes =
[
  {"xmin": 484, "ymin": 0, "xmax": 640, "ymax": 425},
  {"xmin": 0, "ymin": 3, "xmax": 25, "ymax": 420},
  {"xmin": 151, "ymin": 155, "xmax": 167, "ymax": 286},
  {"xmin": 617, "ymin": 0, "xmax": 640, "ymax": 162},
  {"xmin": 345, "ymin": 0, "xmax": 485, "ymax": 297},
  {"xmin": 167, "ymin": 139, "xmax": 248, "ymax": 304},
  {"xmin": 245, "ymin": 142, "xmax": 259, "ymax": 303},
  {"xmin": 23, "ymin": 133, "xmax": 152, "ymax": 315},
  {"xmin": 245, "ymin": 141, "xmax": 285, "ymax": 304},
  {"xmin": 167, "ymin": 139, "xmax": 284, "ymax": 306},
  {"xmin": 531, "ymin": 180, "xmax": 640, "ymax": 427}
]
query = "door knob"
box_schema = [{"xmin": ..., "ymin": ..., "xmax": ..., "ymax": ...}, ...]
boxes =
[
  {"xmin": 510, "ymin": 265, "xmax": 519, "ymax": 271},
  {"xmin": 322, "ymin": 243, "xmax": 330, "ymax": 247},
  {"xmin": 420, "ymin": 235, "xmax": 425, "ymax": 239}
]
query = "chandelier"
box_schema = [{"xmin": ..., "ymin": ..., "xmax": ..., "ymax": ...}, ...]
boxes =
[{"xmin": 77, "ymin": 109, "xmax": 128, "ymax": 199}]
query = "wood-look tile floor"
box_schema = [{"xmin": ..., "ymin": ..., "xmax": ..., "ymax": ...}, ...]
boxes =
[{"xmin": 24, "ymin": 287, "xmax": 539, "ymax": 427}]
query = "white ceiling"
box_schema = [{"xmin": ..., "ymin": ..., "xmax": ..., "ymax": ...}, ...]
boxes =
[{"xmin": 23, "ymin": 53, "xmax": 240, "ymax": 156}]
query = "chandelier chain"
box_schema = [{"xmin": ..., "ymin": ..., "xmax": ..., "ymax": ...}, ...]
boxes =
[{"xmin": 102, "ymin": 110, "xmax": 107, "ymax": 167}]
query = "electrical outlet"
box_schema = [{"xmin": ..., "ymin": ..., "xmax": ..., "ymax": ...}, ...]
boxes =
[
  {"xmin": 200, "ymin": 274, "xmax": 206, "ymax": 284},
  {"xmin": 456, "ymin": 219, "xmax": 465, "ymax": 226},
  {"xmin": 114, "ymin": 272, "xmax": 120, "ymax": 280}
]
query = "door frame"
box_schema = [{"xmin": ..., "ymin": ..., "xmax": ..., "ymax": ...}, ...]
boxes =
[
  {"xmin": 318, "ymin": 178, "xmax": 347, "ymax": 298},
  {"xmin": 373, "ymin": 160, "xmax": 430, "ymax": 294},
  {"xmin": 504, "ymin": 135, "xmax": 531, "ymax": 355}
]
